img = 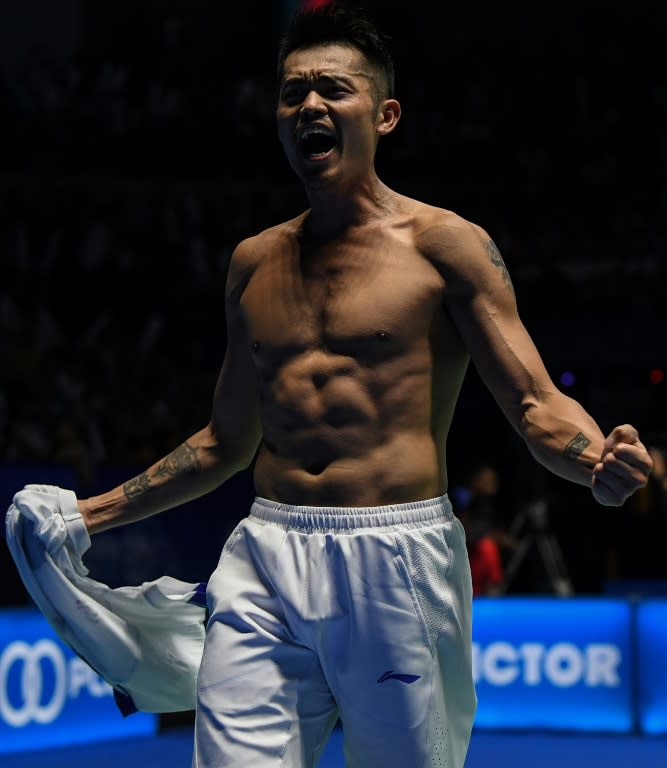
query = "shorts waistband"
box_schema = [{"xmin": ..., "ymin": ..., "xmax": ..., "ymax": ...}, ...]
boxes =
[{"xmin": 249, "ymin": 494, "xmax": 454, "ymax": 533}]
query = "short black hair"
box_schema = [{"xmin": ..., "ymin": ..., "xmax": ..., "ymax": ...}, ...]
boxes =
[{"xmin": 277, "ymin": 2, "xmax": 395, "ymax": 100}]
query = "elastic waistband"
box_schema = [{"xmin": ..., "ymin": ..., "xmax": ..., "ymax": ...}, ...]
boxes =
[{"xmin": 249, "ymin": 494, "xmax": 454, "ymax": 533}]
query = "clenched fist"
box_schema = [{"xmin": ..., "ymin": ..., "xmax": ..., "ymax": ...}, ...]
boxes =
[{"xmin": 592, "ymin": 424, "xmax": 653, "ymax": 506}]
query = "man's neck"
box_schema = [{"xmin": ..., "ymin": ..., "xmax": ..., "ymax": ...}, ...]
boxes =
[{"xmin": 303, "ymin": 172, "xmax": 396, "ymax": 238}]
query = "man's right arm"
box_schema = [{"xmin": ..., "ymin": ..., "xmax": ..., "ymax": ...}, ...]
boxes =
[{"xmin": 79, "ymin": 239, "xmax": 263, "ymax": 535}]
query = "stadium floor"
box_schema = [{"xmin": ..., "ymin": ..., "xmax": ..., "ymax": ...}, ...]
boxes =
[{"xmin": 3, "ymin": 725, "xmax": 667, "ymax": 768}]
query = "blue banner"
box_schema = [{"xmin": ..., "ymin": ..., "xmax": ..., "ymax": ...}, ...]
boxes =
[
  {"xmin": 1, "ymin": 596, "xmax": 663, "ymax": 751},
  {"xmin": 0, "ymin": 609, "xmax": 157, "ymax": 754},
  {"xmin": 471, "ymin": 598, "xmax": 633, "ymax": 732},
  {"xmin": 637, "ymin": 599, "xmax": 667, "ymax": 734}
]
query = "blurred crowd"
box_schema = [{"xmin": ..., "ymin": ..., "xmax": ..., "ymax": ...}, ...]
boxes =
[
  {"xmin": 1, "ymin": 1, "xmax": 666, "ymax": 594},
  {"xmin": 0, "ymin": 176, "xmax": 299, "ymax": 484}
]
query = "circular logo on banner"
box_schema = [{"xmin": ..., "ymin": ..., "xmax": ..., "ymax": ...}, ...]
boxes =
[{"xmin": 0, "ymin": 640, "xmax": 68, "ymax": 727}]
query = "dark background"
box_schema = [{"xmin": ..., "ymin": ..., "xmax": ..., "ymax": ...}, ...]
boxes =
[{"xmin": 1, "ymin": 0, "xmax": 665, "ymax": 601}]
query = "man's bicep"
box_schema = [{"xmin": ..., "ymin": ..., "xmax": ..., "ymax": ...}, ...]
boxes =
[
  {"xmin": 445, "ymin": 227, "xmax": 557, "ymax": 424},
  {"xmin": 465, "ymin": 303, "xmax": 556, "ymax": 420},
  {"xmin": 209, "ymin": 276, "xmax": 262, "ymax": 467},
  {"xmin": 209, "ymin": 345, "xmax": 262, "ymax": 464},
  {"xmin": 468, "ymin": 224, "xmax": 516, "ymax": 298}
]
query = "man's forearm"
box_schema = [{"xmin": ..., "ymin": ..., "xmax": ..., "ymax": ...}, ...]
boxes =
[
  {"xmin": 79, "ymin": 426, "xmax": 248, "ymax": 534},
  {"xmin": 519, "ymin": 393, "xmax": 606, "ymax": 488}
]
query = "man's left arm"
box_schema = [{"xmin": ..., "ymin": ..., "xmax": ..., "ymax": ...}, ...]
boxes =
[{"xmin": 433, "ymin": 217, "xmax": 653, "ymax": 507}]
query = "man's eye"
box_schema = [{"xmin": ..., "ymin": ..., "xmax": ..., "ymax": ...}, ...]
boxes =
[
  {"xmin": 282, "ymin": 90, "xmax": 302, "ymax": 105},
  {"xmin": 280, "ymin": 85, "xmax": 348, "ymax": 105}
]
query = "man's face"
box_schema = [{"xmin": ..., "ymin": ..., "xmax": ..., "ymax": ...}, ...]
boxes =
[{"xmin": 276, "ymin": 43, "xmax": 384, "ymax": 187}]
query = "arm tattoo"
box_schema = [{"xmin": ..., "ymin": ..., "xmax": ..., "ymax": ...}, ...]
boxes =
[
  {"xmin": 563, "ymin": 432, "xmax": 591, "ymax": 460},
  {"xmin": 123, "ymin": 473, "xmax": 150, "ymax": 500},
  {"xmin": 122, "ymin": 442, "xmax": 201, "ymax": 501},
  {"xmin": 153, "ymin": 442, "xmax": 201, "ymax": 479},
  {"xmin": 485, "ymin": 238, "xmax": 514, "ymax": 294}
]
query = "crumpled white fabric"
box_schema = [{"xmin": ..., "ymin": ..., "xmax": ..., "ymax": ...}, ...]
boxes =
[{"xmin": 5, "ymin": 484, "xmax": 207, "ymax": 715}]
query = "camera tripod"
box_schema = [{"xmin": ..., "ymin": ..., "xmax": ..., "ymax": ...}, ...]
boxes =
[{"xmin": 497, "ymin": 499, "xmax": 574, "ymax": 596}]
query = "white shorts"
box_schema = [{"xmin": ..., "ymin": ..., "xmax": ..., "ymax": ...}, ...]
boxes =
[{"xmin": 193, "ymin": 495, "xmax": 477, "ymax": 768}]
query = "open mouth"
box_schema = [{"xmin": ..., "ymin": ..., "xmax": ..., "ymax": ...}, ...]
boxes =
[{"xmin": 298, "ymin": 129, "xmax": 337, "ymax": 160}]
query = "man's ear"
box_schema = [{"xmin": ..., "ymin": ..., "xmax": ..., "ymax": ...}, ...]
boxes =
[{"xmin": 376, "ymin": 98, "xmax": 401, "ymax": 136}]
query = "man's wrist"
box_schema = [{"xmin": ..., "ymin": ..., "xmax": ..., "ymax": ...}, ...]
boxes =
[{"xmin": 77, "ymin": 497, "xmax": 100, "ymax": 534}]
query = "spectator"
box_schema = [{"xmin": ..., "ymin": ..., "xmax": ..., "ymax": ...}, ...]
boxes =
[{"xmin": 458, "ymin": 464, "xmax": 508, "ymax": 596}]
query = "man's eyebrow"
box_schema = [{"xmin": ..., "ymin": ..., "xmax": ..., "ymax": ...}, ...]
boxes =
[{"xmin": 281, "ymin": 73, "xmax": 359, "ymax": 88}]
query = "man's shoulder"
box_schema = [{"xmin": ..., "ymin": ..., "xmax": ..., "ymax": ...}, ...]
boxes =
[
  {"xmin": 237, "ymin": 214, "xmax": 305, "ymax": 254},
  {"xmin": 404, "ymin": 201, "xmax": 479, "ymax": 262},
  {"xmin": 410, "ymin": 200, "xmax": 481, "ymax": 245},
  {"xmin": 230, "ymin": 213, "xmax": 306, "ymax": 271}
]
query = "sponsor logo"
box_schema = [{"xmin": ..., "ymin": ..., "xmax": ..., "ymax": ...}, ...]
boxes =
[
  {"xmin": 473, "ymin": 642, "xmax": 621, "ymax": 688},
  {"xmin": 0, "ymin": 639, "xmax": 111, "ymax": 727}
]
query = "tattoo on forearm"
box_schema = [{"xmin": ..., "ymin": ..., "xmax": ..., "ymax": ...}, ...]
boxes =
[
  {"xmin": 485, "ymin": 238, "xmax": 514, "ymax": 294},
  {"xmin": 154, "ymin": 442, "xmax": 201, "ymax": 479},
  {"xmin": 122, "ymin": 442, "xmax": 201, "ymax": 501},
  {"xmin": 563, "ymin": 432, "xmax": 591, "ymax": 460},
  {"xmin": 124, "ymin": 473, "xmax": 150, "ymax": 500}
]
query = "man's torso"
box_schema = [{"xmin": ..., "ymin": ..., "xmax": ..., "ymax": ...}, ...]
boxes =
[{"xmin": 239, "ymin": 197, "xmax": 469, "ymax": 506}]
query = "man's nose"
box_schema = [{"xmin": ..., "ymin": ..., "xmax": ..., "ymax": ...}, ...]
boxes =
[{"xmin": 300, "ymin": 90, "xmax": 326, "ymax": 117}]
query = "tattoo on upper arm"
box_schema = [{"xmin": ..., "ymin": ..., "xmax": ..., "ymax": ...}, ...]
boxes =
[
  {"xmin": 563, "ymin": 432, "xmax": 591, "ymax": 460},
  {"xmin": 122, "ymin": 442, "xmax": 201, "ymax": 500},
  {"xmin": 485, "ymin": 238, "xmax": 514, "ymax": 294}
]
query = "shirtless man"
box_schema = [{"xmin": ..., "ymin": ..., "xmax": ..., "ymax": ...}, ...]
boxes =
[{"xmin": 70, "ymin": 5, "xmax": 652, "ymax": 767}]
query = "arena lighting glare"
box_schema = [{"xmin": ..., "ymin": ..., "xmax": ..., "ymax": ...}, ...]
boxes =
[
  {"xmin": 649, "ymin": 368, "xmax": 664, "ymax": 385},
  {"xmin": 301, "ymin": 0, "xmax": 335, "ymax": 8},
  {"xmin": 559, "ymin": 371, "xmax": 575, "ymax": 387}
]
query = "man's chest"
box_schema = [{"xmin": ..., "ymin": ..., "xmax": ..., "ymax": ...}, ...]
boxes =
[{"xmin": 240, "ymin": 244, "xmax": 446, "ymax": 357}]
